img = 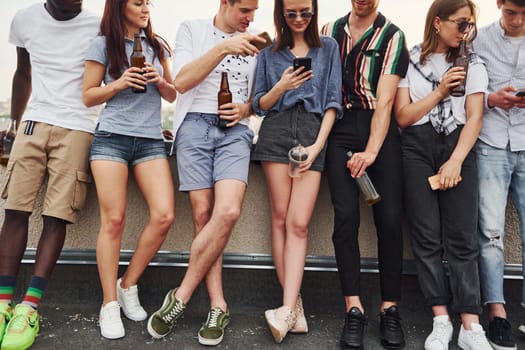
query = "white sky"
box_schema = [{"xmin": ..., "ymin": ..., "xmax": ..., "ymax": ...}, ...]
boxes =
[{"xmin": 0, "ymin": 0, "xmax": 500, "ymax": 102}]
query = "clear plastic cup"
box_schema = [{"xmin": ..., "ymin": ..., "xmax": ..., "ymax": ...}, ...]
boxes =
[{"xmin": 288, "ymin": 144, "xmax": 308, "ymax": 178}]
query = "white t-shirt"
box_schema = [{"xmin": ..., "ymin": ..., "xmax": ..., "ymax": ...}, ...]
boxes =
[
  {"xmin": 171, "ymin": 18, "xmax": 257, "ymax": 140},
  {"xmin": 189, "ymin": 26, "xmax": 252, "ymax": 114},
  {"xmin": 9, "ymin": 3, "xmax": 100, "ymax": 133},
  {"xmin": 399, "ymin": 52, "xmax": 488, "ymax": 126}
]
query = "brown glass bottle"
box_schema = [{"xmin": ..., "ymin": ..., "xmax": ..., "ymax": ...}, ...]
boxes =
[
  {"xmin": 130, "ymin": 33, "xmax": 147, "ymax": 93},
  {"xmin": 217, "ymin": 72, "xmax": 232, "ymax": 129},
  {"xmin": 450, "ymin": 40, "xmax": 469, "ymax": 97}
]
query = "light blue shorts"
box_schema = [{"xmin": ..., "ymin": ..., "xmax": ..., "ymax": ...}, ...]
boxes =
[
  {"xmin": 175, "ymin": 113, "xmax": 254, "ymax": 191},
  {"xmin": 90, "ymin": 127, "xmax": 167, "ymax": 166}
]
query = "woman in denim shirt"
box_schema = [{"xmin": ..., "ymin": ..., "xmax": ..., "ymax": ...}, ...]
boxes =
[
  {"xmin": 82, "ymin": 0, "xmax": 177, "ymax": 340},
  {"xmin": 251, "ymin": 0, "xmax": 342, "ymax": 343}
]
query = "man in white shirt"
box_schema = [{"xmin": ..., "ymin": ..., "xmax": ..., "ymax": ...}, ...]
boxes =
[
  {"xmin": 147, "ymin": 0, "xmax": 265, "ymax": 346},
  {"xmin": 472, "ymin": 1, "xmax": 525, "ymax": 349}
]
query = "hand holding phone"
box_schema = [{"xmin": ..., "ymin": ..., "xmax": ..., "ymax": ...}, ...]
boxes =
[
  {"xmin": 515, "ymin": 90, "xmax": 525, "ymax": 97},
  {"xmin": 293, "ymin": 57, "xmax": 311, "ymax": 72},
  {"xmin": 250, "ymin": 32, "xmax": 272, "ymax": 51}
]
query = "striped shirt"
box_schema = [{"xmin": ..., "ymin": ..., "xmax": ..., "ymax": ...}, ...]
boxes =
[
  {"xmin": 471, "ymin": 20, "xmax": 525, "ymax": 151},
  {"xmin": 321, "ymin": 12, "xmax": 409, "ymax": 111}
]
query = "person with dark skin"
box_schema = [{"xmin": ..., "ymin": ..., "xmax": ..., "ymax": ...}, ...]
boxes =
[{"xmin": 0, "ymin": 1, "xmax": 99, "ymax": 349}]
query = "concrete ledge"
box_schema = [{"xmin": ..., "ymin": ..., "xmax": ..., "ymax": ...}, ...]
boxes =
[{"xmin": 21, "ymin": 248, "xmax": 524, "ymax": 279}]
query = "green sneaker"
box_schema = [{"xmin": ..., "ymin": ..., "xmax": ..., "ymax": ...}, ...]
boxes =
[
  {"xmin": 1, "ymin": 304, "xmax": 39, "ymax": 350},
  {"xmin": 0, "ymin": 303, "xmax": 13, "ymax": 344},
  {"xmin": 147, "ymin": 288, "xmax": 186, "ymax": 339},
  {"xmin": 198, "ymin": 307, "xmax": 230, "ymax": 346}
]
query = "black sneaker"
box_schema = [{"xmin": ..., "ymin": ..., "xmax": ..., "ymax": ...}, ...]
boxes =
[
  {"xmin": 488, "ymin": 317, "xmax": 517, "ymax": 350},
  {"xmin": 379, "ymin": 305, "xmax": 405, "ymax": 349},
  {"xmin": 340, "ymin": 307, "xmax": 366, "ymax": 349}
]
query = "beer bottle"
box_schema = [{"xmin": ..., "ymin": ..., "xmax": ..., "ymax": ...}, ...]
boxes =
[
  {"xmin": 217, "ymin": 72, "xmax": 232, "ymax": 129},
  {"xmin": 1, "ymin": 119, "xmax": 17, "ymax": 166},
  {"xmin": 130, "ymin": 33, "xmax": 147, "ymax": 93},
  {"xmin": 450, "ymin": 40, "xmax": 469, "ymax": 97}
]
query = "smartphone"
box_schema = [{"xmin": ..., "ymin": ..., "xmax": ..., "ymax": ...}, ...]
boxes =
[
  {"xmin": 250, "ymin": 32, "xmax": 272, "ymax": 51},
  {"xmin": 515, "ymin": 90, "xmax": 525, "ymax": 97},
  {"xmin": 293, "ymin": 57, "xmax": 311, "ymax": 72}
]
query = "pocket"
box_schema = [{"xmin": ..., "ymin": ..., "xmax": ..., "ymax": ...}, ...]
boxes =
[
  {"xmin": 0, "ymin": 161, "xmax": 15, "ymax": 199},
  {"xmin": 71, "ymin": 170, "xmax": 92, "ymax": 210}
]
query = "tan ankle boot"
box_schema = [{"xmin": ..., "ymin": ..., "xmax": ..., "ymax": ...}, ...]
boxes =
[
  {"xmin": 265, "ymin": 305, "xmax": 296, "ymax": 343},
  {"xmin": 290, "ymin": 294, "xmax": 308, "ymax": 333}
]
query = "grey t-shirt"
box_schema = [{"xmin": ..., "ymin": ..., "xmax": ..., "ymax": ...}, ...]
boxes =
[{"xmin": 86, "ymin": 33, "xmax": 167, "ymax": 139}]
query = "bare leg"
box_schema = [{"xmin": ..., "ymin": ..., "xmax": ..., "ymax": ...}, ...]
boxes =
[
  {"xmin": 188, "ymin": 189, "xmax": 227, "ymax": 311},
  {"xmin": 32, "ymin": 215, "xmax": 67, "ymax": 278},
  {"xmin": 0, "ymin": 210, "xmax": 31, "ymax": 276},
  {"xmin": 121, "ymin": 159, "xmax": 175, "ymax": 288},
  {"xmin": 175, "ymin": 179, "xmax": 246, "ymax": 304},
  {"xmin": 91, "ymin": 160, "xmax": 128, "ymax": 305},
  {"xmin": 261, "ymin": 162, "xmax": 292, "ymax": 289}
]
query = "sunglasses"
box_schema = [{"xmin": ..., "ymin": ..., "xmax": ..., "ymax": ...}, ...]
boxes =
[
  {"xmin": 283, "ymin": 11, "xmax": 314, "ymax": 20},
  {"xmin": 445, "ymin": 19, "xmax": 474, "ymax": 33}
]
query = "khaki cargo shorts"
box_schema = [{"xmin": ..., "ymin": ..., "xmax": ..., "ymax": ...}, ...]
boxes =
[{"xmin": 1, "ymin": 121, "xmax": 93, "ymax": 223}]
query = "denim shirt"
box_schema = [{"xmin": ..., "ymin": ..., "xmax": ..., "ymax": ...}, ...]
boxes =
[
  {"xmin": 86, "ymin": 32, "xmax": 167, "ymax": 139},
  {"xmin": 252, "ymin": 36, "xmax": 343, "ymax": 120}
]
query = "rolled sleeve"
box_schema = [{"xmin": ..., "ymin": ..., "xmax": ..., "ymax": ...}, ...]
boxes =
[
  {"xmin": 252, "ymin": 48, "xmax": 270, "ymax": 116},
  {"xmin": 172, "ymin": 21, "xmax": 195, "ymax": 77}
]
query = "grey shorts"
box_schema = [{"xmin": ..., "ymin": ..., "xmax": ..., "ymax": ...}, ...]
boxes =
[
  {"xmin": 252, "ymin": 104, "xmax": 326, "ymax": 172},
  {"xmin": 175, "ymin": 113, "xmax": 254, "ymax": 192}
]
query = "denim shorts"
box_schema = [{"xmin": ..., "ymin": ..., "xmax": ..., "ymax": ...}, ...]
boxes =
[
  {"xmin": 252, "ymin": 103, "xmax": 325, "ymax": 172},
  {"xmin": 175, "ymin": 112, "xmax": 254, "ymax": 191},
  {"xmin": 90, "ymin": 128, "xmax": 167, "ymax": 166}
]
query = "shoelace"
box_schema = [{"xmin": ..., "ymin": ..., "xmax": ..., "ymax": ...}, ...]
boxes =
[
  {"xmin": 162, "ymin": 300, "xmax": 184, "ymax": 324},
  {"xmin": 206, "ymin": 308, "xmax": 221, "ymax": 328},
  {"xmin": 468, "ymin": 329, "xmax": 490, "ymax": 348},
  {"xmin": 346, "ymin": 312, "xmax": 365, "ymax": 332},
  {"xmin": 103, "ymin": 305, "xmax": 121, "ymax": 322},
  {"xmin": 124, "ymin": 289, "xmax": 141, "ymax": 310},
  {"xmin": 382, "ymin": 310, "xmax": 402, "ymax": 331},
  {"xmin": 7, "ymin": 314, "xmax": 29, "ymax": 331}
]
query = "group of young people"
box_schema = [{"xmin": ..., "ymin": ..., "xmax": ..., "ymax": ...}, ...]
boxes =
[{"xmin": 0, "ymin": 0, "xmax": 524, "ymax": 349}]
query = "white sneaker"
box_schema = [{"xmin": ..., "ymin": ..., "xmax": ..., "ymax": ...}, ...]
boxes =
[
  {"xmin": 99, "ymin": 301, "xmax": 125, "ymax": 339},
  {"xmin": 117, "ymin": 278, "xmax": 147, "ymax": 321},
  {"xmin": 424, "ymin": 315, "xmax": 453, "ymax": 350},
  {"xmin": 519, "ymin": 324, "xmax": 525, "ymax": 335},
  {"xmin": 458, "ymin": 322, "xmax": 492, "ymax": 350}
]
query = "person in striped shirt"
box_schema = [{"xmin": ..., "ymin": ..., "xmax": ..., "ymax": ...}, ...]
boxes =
[{"xmin": 321, "ymin": 1, "xmax": 408, "ymax": 349}]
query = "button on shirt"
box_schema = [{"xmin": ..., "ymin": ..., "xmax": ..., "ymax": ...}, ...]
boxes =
[{"xmin": 472, "ymin": 21, "xmax": 525, "ymax": 151}]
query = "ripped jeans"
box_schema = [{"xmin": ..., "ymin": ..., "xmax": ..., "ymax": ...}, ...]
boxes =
[{"xmin": 476, "ymin": 140, "xmax": 525, "ymax": 305}]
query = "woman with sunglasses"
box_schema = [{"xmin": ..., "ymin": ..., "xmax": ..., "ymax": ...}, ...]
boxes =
[
  {"xmin": 82, "ymin": 0, "xmax": 177, "ymax": 340},
  {"xmin": 393, "ymin": 0, "xmax": 491, "ymax": 349},
  {"xmin": 251, "ymin": 0, "xmax": 342, "ymax": 344}
]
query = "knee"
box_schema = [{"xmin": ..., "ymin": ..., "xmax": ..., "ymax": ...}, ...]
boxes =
[
  {"xmin": 151, "ymin": 209, "xmax": 175, "ymax": 231},
  {"xmin": 102, "ymin": 214, "xmax": 126, "ymax": 238},
  {"xmin": 193, "ymin": 206, "xmax": 212, "ymax": 228},
  {"xmin": 288, "ymin": 219, "xmax": 309, "ymax": 240},
  {"xmin": 215, "ymin": 206, "xmax": 241, "ymax": 227}
]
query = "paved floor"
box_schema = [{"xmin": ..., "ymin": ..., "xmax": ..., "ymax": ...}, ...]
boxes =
[{"xmin": 10, "ymin": 264, "xmax": 525, "ymax": 349}]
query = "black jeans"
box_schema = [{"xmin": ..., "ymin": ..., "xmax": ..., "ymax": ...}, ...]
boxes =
[
  {"xmin": 326, "ymin": 110, "xmax": 403, "ymax": 301},
  {"xmin": 401, "ymin": 123, "xmax": 481, "ymax": 314}
]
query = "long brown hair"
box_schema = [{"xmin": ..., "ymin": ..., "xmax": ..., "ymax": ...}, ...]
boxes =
[
  {"xmin": 273, "ymin": 0, "xmax": 321, "ymax": 51},
  {"xmin": 99, "ymin": 0, "xmax": 169, "ymax": 79},
  {"xmin": 420, "ymin": 0, "xmax": 477, "ymax": 64}
]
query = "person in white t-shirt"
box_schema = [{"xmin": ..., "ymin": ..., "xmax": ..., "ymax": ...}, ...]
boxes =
[
  {"xmin": 147, "ymin": 0, "xmax": 266, "ymax": 346},
  {"xmin": 394, "ymin": 0, "xmax": 492, "ymax": 349},
  {"xmin": 0, "ymin": 1, "xmax": 99, "ymax": 349}
]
